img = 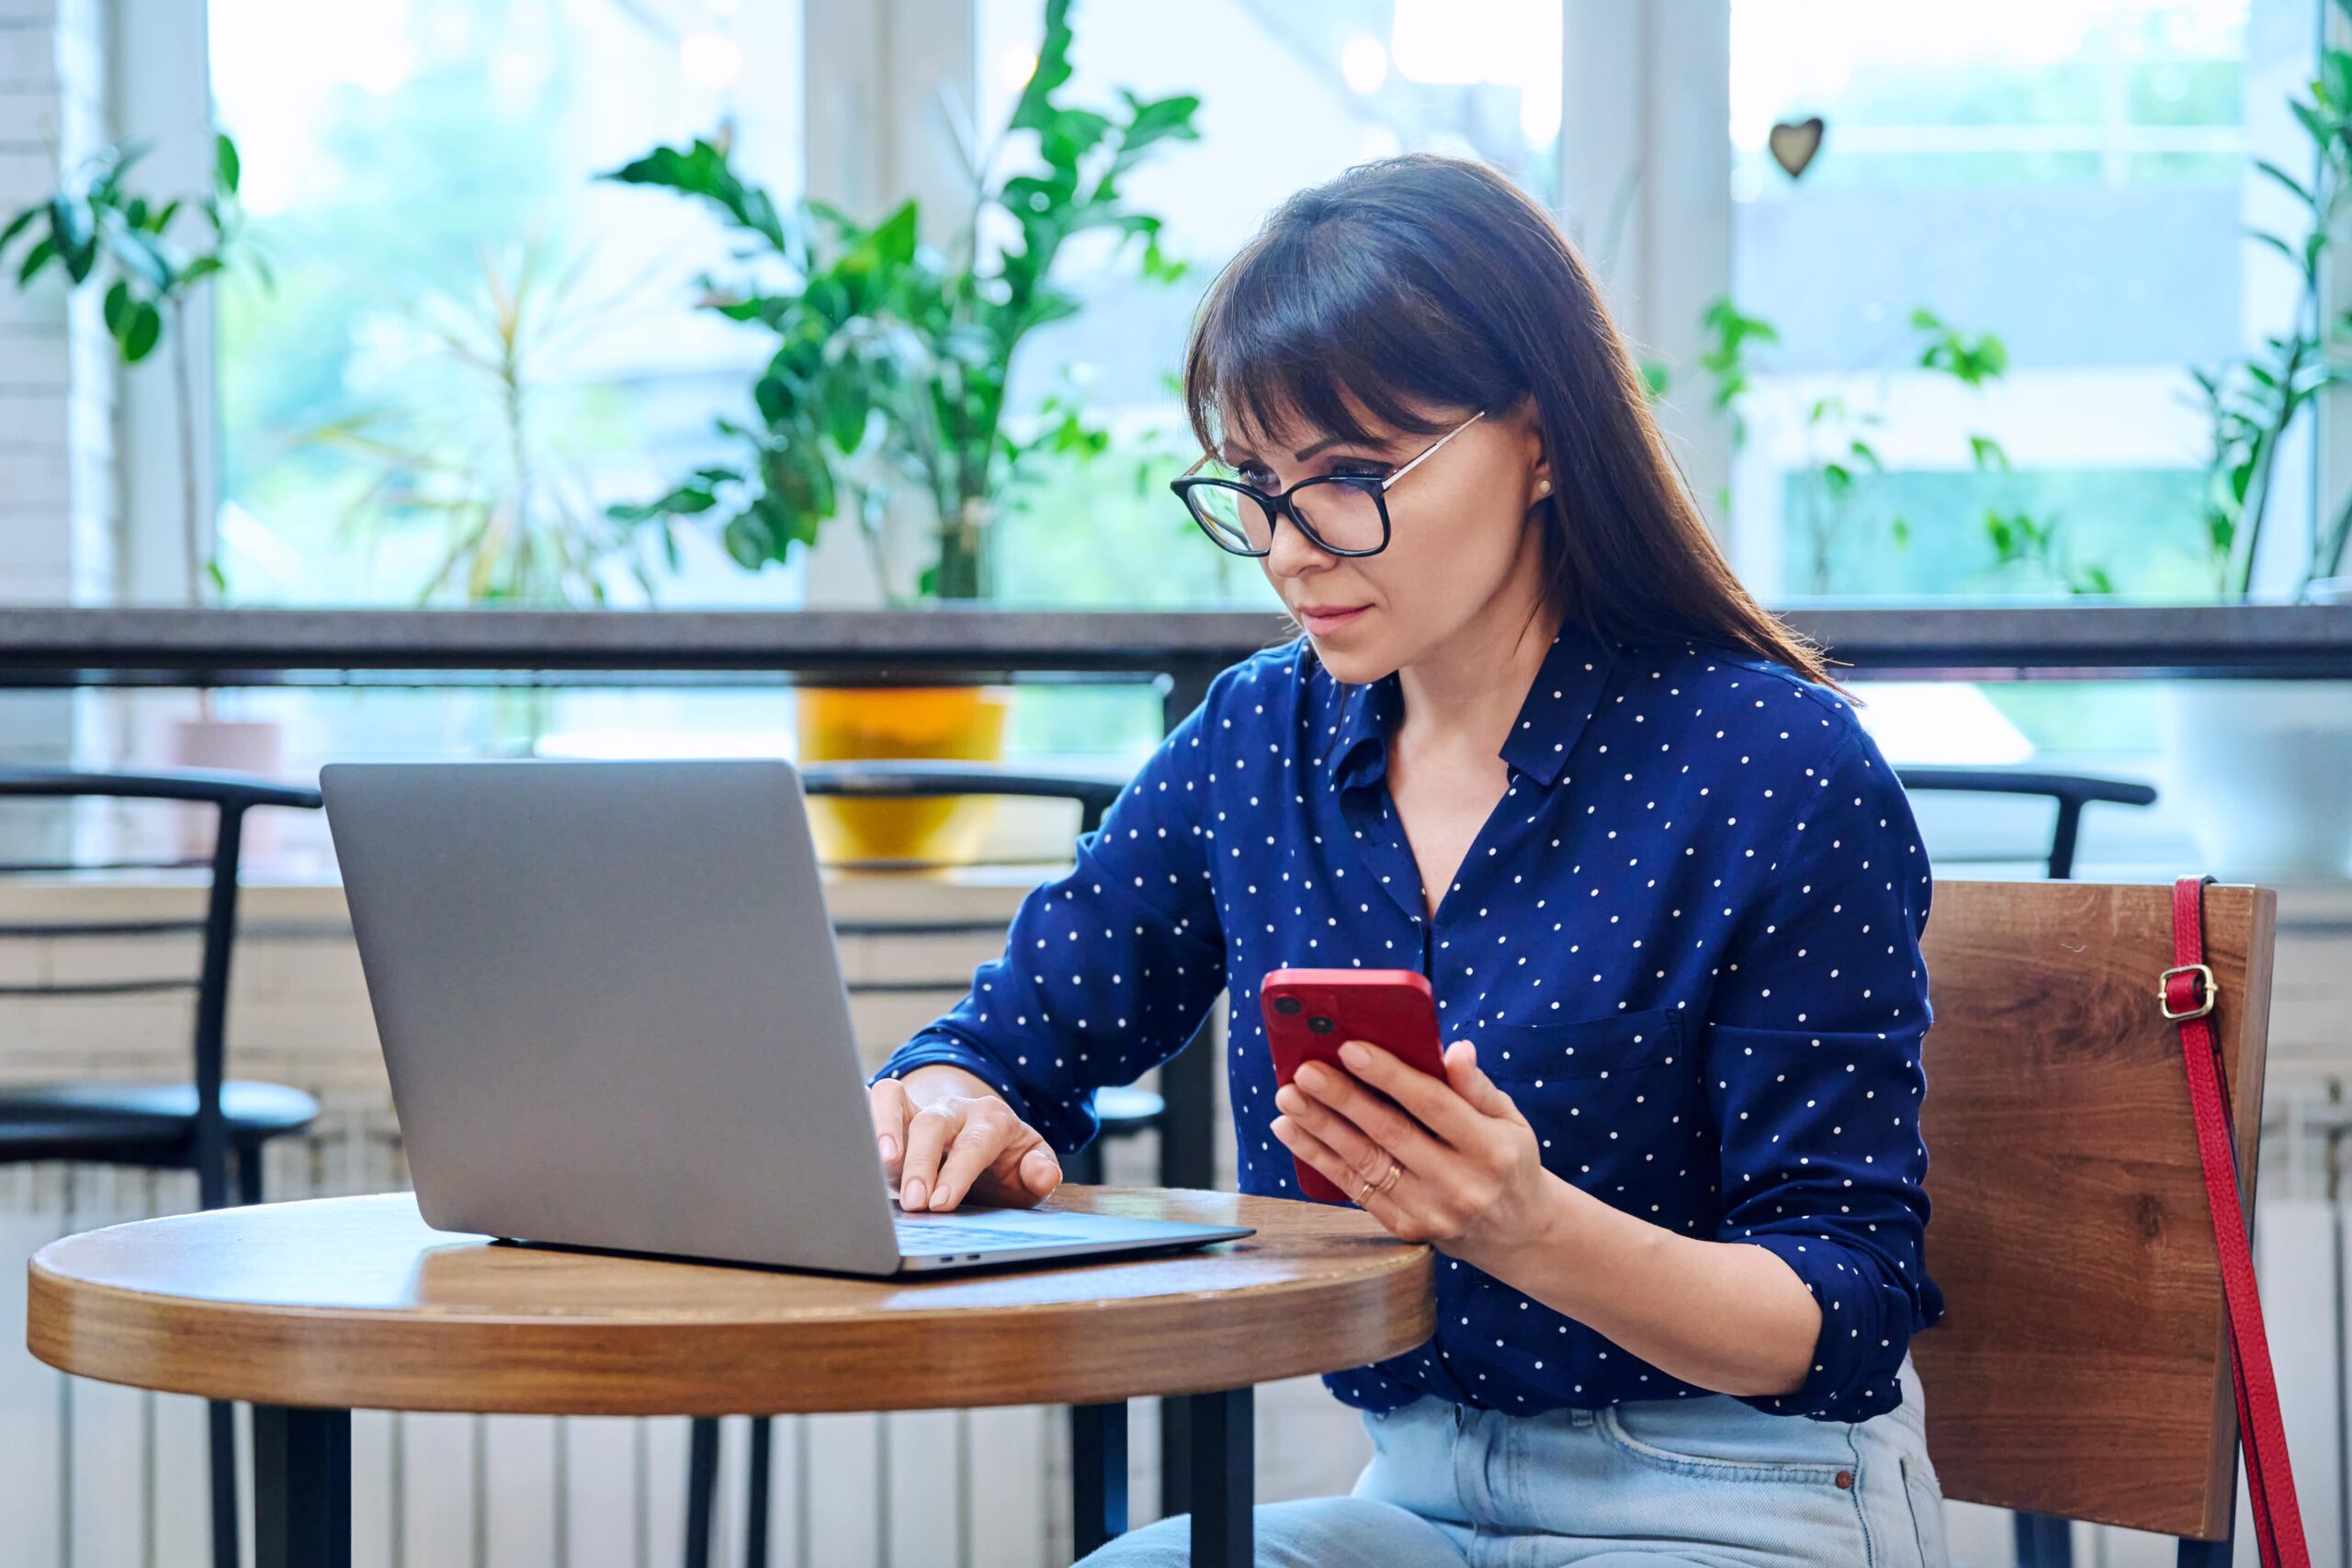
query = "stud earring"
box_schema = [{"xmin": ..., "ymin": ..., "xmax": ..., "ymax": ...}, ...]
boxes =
[{"xmin": 1536, "ymin": 479, "xmax": 1552, "ymax": 496}]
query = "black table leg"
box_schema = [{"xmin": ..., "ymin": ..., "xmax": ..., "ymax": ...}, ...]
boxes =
[
  {"xmin": 2176, "ymin": 1535, "xmax": 2233, "ymax": 1567},
  {"xmin": 746, "ymin": 1416, "xmax": 774, "ymax": 1568},
  {"xmin": 208, "ymin": 1399, "xmax": 240, "ymax": 1568},
  {"xmin": 253, "ymin": 1404, "xmax": 350, "ymax": 1568},
  {"xmin": 1070, "ymin": 1401, "xmax": 1129, "ymax": 1557},
  {"xmin": 685, "ymin": 1415, "xmax": 720, "ymax": 1568},
  {"xmin": 2014, "ymin": 1512, "xmax": 2074, "ymax": 1566},
  {"xmin": 1184, "ymin": 1387, "xmax": 1252, "ymax": 1568}
]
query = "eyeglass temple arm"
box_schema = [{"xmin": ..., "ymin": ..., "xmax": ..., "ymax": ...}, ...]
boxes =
[{"xmin": 1382, "ymin": 409, "xmax": 1487, "ymax": 491}]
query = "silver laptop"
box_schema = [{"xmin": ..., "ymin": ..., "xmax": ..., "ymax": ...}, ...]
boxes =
[{"xmin": 318, "ymin": 757, "xmax": 1251, "ymax": 1276}]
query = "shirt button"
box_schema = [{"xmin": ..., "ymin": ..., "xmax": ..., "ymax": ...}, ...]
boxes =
[{"xmin": 1834, "ymin": 1471, "xmax": 1855, "ymax": 1490}]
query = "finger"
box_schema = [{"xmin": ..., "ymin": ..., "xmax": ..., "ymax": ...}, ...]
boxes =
[
  {"xmin": 1331, "ymin": 1040, "xmax": 1484, "ymax": 1145},
  {"xmin": 1442, "ymin": 1041, "xmax": 1525, "ymax": 1123},
  {"xmin": 928, "ymin": 1105, "xmax": 1024, "ymax": 1211},
  {"xmin": 1276, "ymin": 1077, "xmax": 1398, "ymax": 1185},
  {"xmin": 978, "ymin": 1138, "xmax": 1062, "ymax": 1208},
  {"xmin": 869, "ymin": 1078, "xmax": 912, "ymax": 1179},
  {"xmin": 1296, "ymin": 1053, "xmax": 1451, "ymax": 1165},
  {"xmin": 897, "ymin": 1100, "xmax": 964, "ymax": 1210},
  {"xmin": 1271, "ymin": 1112, "xmax": 1360, "ymax": 1200},
  {"xmin": 1273, "ymin": 1113, "xmax": 1414, "ymax": 1220}
]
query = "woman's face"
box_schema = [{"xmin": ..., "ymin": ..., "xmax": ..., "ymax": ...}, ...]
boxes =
[{"xmin": 1222, "ymin": 396, "xmax": 1553, "ymax": 684}]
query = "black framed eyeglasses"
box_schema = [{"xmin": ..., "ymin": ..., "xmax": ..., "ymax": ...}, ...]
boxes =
[{"xmin": 1170, "ymin": 409, "xmax": 1487, "ymax": 558}]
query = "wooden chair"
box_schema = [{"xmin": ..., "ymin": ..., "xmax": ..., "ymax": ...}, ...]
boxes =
[{"xmin": 1916, "ymin": 879, "xmax": 2278, "ymax": 1566}]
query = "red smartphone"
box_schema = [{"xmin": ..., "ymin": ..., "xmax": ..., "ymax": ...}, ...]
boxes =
[{"xmin": 1260, "ymin": 968, "xmax": 1449, "ymax": 1203}]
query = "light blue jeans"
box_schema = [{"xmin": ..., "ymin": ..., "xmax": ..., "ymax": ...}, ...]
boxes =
[{"xmin": 1076, "ymin": 1357, "xmax": 1946, "ymax": 1566}]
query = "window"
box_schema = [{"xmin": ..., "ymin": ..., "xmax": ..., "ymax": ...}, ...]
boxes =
[
  {"xmin": 207, "ymin": 0, "xmax": 803, "ymax": 607},
  {"xmin": 1723, "ymin": 0, "xmax": 2279, "ymax": 602},
  {"xmin": 969, "ymin": 0, "xmax": 1565, "ymax": 608}
]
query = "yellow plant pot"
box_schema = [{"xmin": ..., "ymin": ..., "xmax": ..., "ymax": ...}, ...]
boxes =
[{"xmin": 796, "ymin": 686, "xmax": 1012, "ymax": 866}]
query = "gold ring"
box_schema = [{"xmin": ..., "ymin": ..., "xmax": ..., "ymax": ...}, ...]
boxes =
[{"xmin": 1373, "ymin": 1157, "xmax": 1403, "ymax": 1196}]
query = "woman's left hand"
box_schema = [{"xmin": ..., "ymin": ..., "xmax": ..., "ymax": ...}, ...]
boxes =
[{"xmin": 1272, "ymin": 1039, "xmax": 1560, "ymax": 1264}]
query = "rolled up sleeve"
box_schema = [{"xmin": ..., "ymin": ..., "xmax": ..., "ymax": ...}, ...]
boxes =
[
  {"xmin": 869, "ymin": 676, "xmax": 1231, "ymax": 1157},
  {"xmin": 1702, "ymin": 723, "xmax": 1941, "ymax": 1420}
]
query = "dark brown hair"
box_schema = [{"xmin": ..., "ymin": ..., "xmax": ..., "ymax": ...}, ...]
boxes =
[{"xmin": 1182, "ymin": 152, "xmax": 1848, "ymax": 694}]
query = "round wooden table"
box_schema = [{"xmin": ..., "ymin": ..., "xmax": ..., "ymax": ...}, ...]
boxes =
[{"xmin": 28, "ymin": 1184, "xmax": 1433, "ymax": 1568}]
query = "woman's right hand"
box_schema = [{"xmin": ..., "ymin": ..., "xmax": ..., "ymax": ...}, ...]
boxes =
[{"xmin": 869, "ymin": 1063, "xmax": 1063, "ymax": 1212}]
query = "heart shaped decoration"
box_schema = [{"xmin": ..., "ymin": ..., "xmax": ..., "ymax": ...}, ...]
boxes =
[{"xmin": 1768, "ymin": 116, "xmax": 1825, "ymax": 179}]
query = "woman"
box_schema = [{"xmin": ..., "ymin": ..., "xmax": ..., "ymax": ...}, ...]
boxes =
[{"xmin": 865, "ymin": 153, "xmax": 1946, "ymax": 1567}]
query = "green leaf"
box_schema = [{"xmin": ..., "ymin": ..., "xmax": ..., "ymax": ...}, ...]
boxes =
[
  {"xmin": 179, "ymin": 254, "xmax": 223, "ymax": 286},
  {"xmin": 1113, "ymin": 90, "xmax": 1203, "ymax": 168},
  {"xmin": 102, "ymin": 278, "xmax": 130, "ymax": 337},
  {"xmin": 16, "ymin": 233, "xmax": 56, "ymax": 285},
  {"xmin": 119, "ymin": 299, "xmax": 162, "ymax": 363},
  {"xmin": 603, "ymin": 139, "xmax": 790, "ymax": 252},
  {"xmin": 721, "ymin": 508, "xmax": 776, "ymax": 569},
  {"xmin": 104, "ymin": 224, "xmax": 173, "ymax": 289},
  {"xmin": 1008, "ymin": 0, "xmax": 1075, "ymax": 133},
  {"xmin": 2248, "ymin": 229, "xmax": 2299, "ymax": 272},
  {"xmin": 50, "ymin": 196, "xmax": 97, "ymax": 282},
  {"xmin": 214, "ymin": 131, "xmax": 241, "ymax": 197},
  {"xmin": 2255, "ymin": 158, "xmax": 2318, "ymax": 209},
  {"xmin": 1968, "ymin": 434, "xmax": 2010, "ymax": 471},
  {"xmin": 1038, "ymin": 107, "xmax": 1113, "ymax": 170},
  {"xmin": 0, "ymin": 205, "xmax": 40, "ymax": 256},
  {"xmin": 2325, "ymin": 50, "xmax": 2352, "ymax": 115}
]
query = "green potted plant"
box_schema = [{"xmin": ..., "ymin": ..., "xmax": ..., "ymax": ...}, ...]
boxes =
[
  {"xmin": 1, "ymin": 133, "xmax": 285, "ymax": 835},
  {"xmin": 296, "ymin": 235, "xmax": 684, "ymax": 752},
  {"xmin": 605, "ymin": 0, "xmax": 1197, "ymax": 863},
  {"xmin": 305, "ymin": 236, "xmax": 681, "ymax": 609}
]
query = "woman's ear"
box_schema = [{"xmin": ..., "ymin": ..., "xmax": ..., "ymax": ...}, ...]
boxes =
[{"xmin": 1513, "ymin": 400, "xmax": 1553, "ymax": 505}]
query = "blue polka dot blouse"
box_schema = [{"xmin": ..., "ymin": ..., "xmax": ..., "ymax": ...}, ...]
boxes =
[{"xmin": 872, "ymin": 624, "xmax": 1943, "ymax": 1423}]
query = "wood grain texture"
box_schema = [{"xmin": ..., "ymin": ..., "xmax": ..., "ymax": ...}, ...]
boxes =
[
  {"xmin": 27, "ymin": 1185, "xmax": 1433, "ymax": 1416},
  {"xmin": 1913, "ymin": 879, "xmax": 2276, "ymax": 1541}
]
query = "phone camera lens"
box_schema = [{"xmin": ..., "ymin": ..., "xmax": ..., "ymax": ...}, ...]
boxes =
[
  {"xmin": 1307, "ymin": 1015, "xmax": 1334, "ymax": 1034},
  {"xmin": 1272, "ymin": 997, "xmax": 1303, "ymax": 1015}
]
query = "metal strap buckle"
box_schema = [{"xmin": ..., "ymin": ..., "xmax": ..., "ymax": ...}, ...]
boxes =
[{"xmin": 2158, "ymin": 962, "xmax": 2218, "ymax": 1021}]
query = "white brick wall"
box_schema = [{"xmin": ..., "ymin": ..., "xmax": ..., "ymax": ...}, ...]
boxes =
[{"xmin": 0, "ymin": 0, "xmax": 114, "ymax": 611}]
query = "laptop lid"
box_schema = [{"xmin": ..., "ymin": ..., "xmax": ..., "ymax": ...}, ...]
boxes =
[{"xmin": 321, "ymin": 758, "xmax": 905, "ymax": 1275}]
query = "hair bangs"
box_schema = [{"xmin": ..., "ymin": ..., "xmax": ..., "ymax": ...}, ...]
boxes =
[{"xmin": 1184, "ymin": 208, "xmax": 1492, "ymax": 459}]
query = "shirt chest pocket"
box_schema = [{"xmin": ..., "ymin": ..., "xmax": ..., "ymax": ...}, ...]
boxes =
[
  {"xmin": 1475, "ymin": 1004, "xmax": 1702, "ymax": 1189},
  {"xmin": 1476, "ymin": 1003, "xmax": 1686, "ymax": 1084}
]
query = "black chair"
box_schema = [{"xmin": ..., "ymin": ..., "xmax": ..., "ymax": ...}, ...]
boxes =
[
  {"xmin": 684, "ymin": 761, "xmax": 1165, "ymax": 1568},
  {"xmin": 1889, "ymin": 766, "xmax": 2155, "ymax": 881},
  {"xmin": 1894, "ymin": 764, "xmax": 2159, "ymax": 1568},
  {"xmin": 0, "ymin": 767, "xmax": 324, "ymax": 1568}
]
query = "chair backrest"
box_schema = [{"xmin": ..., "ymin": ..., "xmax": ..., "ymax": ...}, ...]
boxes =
[
  {"xmin": 1914, "ymin": 878, "xmax": 2276, "ymax": 1541},
  {"xmin": 0, "ymin": 768, "xmax": 321, "ymax": 1206},
  {"xmin": 1893, "ymin": 767, "xmax": 2156, "ymax": 880}
]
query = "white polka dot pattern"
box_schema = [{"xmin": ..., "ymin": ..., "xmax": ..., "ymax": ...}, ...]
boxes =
[{"xmin": 872, "ymin": 625, "xmax": 1942, "ymax": 1424}]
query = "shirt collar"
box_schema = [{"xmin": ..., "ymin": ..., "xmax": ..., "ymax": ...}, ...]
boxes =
[{"xmin": 1319, "ymin": 621, "xmax": 1619, "ymax": 792}]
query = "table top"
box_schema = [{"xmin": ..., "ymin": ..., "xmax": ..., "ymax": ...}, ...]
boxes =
[{"xmin": 27, "ymin": 1187, "xmax": 1435, "ymax": 1416}]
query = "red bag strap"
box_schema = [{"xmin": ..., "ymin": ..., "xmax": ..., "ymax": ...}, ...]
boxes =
[{"xmin": 2166, "ymin": 873, "xmax": 2308, "ymax": 1567}]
